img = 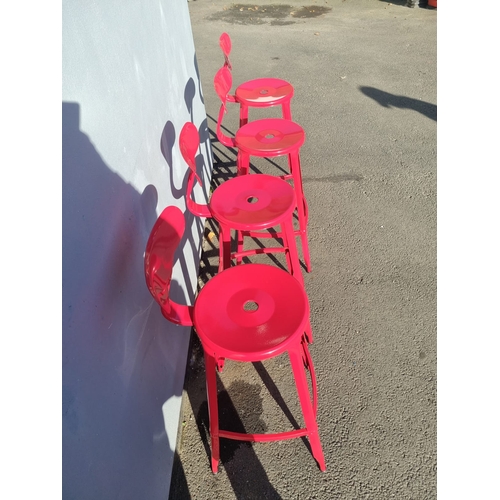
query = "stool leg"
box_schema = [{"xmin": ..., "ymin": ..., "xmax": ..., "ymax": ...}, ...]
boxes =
[
  {"xmin": 289, "ymin": 151, "xmax": 311, "ymax": 272},
  {"xmin": 282, "ymin": 100, "xmax": 292, "ymax": 121},
  {"xmin": 301, "ymin": 339, "xmax": 318, "ymax": 415},
  {"xmin": 282, "ymin": 225, "xmax": 293, "ymax": 275},
  {"xmin": 219, "ymin": 225, "xmax": 232, "ymax": 272},
  {"xmin": 282, "ymin": 218, "xmax": 304, "ymax": 287},
  {"xmin": 236, "ymin": 229, "xmax": 244, "ymax": 265},
  {"xmin": 283, "ymin": 218, "xmax": 313, "ymax": 342},
  {"xmin": 289, "ymin": 345, "xmax": 326, "ymax": 471},
  {"xmin": 217, "ymin": 357, "xmax": 226, "ymax": 373},
  {"xmin": 204, "ymin": 351, "xmax": 220, "ymax": 473},
  {"xmin": 304, "ymin": 322, "xmax": 314, "ymax": 344},
  {"xmin": 237, "ymin": 151, "xmax": 250, "ymax": 176},
  {"xmin": 239, "ymin": 104, "xmax": 249, "ymax": 127}
]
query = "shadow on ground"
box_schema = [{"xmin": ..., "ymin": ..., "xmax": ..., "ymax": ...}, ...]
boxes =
[{"xmin": 359, "ymin": 86, "xmax": 437, "ymax": 121}]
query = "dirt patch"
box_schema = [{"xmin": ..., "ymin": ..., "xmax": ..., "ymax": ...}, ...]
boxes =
[
  {"xmin": 291, "ymin": 5, "xmax": 332, "ymax": 18},
  {"xmin": 207, "ymin": 4, "xmax": 332, "ymax": 25}
]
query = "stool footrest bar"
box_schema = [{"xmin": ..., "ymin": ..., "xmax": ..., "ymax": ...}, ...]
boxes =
[
  {"xmin": 240, "ymin": 230, "xmax": 283, "ymax": 240},
  {"xmin": 232, "ymin": 247, "xmax": 287, "ymax": 260},
  {"xmin": 218, "ymin": 428, "xmax": 309, "ymax": 442}
]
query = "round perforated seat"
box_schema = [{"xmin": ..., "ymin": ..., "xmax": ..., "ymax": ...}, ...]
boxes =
[
  {"xmin": 194, "ymin": 263, "xmax": 308, "ymax": 360},
  {"xmin": 209, "ymin": 173, "xmax": 296, "ymax": 229},
  {"xmin": 235, "ymin": 118, "xmax": 305, "ymax": 157},
  {"xmin": 235, "ymin": 78, "xmax": 294, "ymax": 107}
]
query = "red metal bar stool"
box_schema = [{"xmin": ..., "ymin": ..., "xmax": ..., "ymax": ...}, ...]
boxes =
[
  {"xmin": 180, "ymin": 121, "xmax": 303, "ymax": 284},
  {"xmin": 219, "ymin": 32, "xmax": 294, "ymax": 127},
  {"xmin": 214, "ymin": 66, "xmax": 311, "ymax": 273},
  {"xmin": 144, "ymin": 205, "xmax": 326, "ymax": 474}
]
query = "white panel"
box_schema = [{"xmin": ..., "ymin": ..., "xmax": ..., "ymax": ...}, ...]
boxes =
[{"xmin": 62, "ymin": 1, "xmax": 210, "ymax": 497}]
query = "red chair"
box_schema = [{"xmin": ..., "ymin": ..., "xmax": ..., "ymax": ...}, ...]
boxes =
[
  {"xmin": 180, "ymin": 121, "xmax": 303, "ymax": 284},
  {"xmin": 219, "ymin": 32, "xmax": 294, "ymax": 127},
  {"xmin": 144, "ymin": 205, "xmax": 326, "ymax": 474},
  {"xmin": 214, "ymin": 66, "xmax": 311, "ymax": 273}
]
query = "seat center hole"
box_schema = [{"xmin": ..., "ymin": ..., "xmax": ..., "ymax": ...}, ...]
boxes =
[
  {"xmin": 247, "ymin": 196, "xmax": 258, "ymax": 204},
  {"xmin": 265, "ymin": 133, "xmax": 275, "ymax": 139},
  {"xmin": 243, "ymin": 300, "xmax": 259, "ymax": 312},
  {"xmin": 260, "ymin": 89, "xmax": 269, "ymax": 95}
]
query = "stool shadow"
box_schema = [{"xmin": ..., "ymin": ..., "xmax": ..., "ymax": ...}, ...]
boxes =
[{"xmin": 196, "ymin": 217, "xmax": 288, "ymax": 297}]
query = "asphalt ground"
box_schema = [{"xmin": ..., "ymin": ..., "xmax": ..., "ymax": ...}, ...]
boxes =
[{"xmin": 170, "ymin": 1, "xmax": 436, "ymax": 498}]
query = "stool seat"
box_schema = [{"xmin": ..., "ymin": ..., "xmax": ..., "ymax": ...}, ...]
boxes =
[
  {"xmin": 235, "ymin": 118, "xmax": 305, "ymax": 157},
  {"xmin": 194, "ymin": 263, "xmax": 308, "ymax": 361},
  {"xmin": 209, "ymin": 173, "xmax": 296, "ymax": 230},
  {"xmin": 235, "ymin": 78, "xmax": 294, "ymax": 107}
]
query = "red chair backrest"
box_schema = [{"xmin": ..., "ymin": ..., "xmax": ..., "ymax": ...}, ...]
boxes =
[
  {"xmin": 219, "ymin": 32, "xmax": 232, "ymax": 70},
  {"xmin": 213, "ymin": 67, "xmax": 236, "ymax": 148},
  {"xmin": 179, "ymin": 121, "xmax": 199, "ymax": 175},
  {"xmin": 144, "ymin": 206, "xmax": 186, "ymax": 321},
  {"xmin": 179, "ymin": 122, "xmax": 211, "ymax": 218},
  {"xmin": 214, "ymin": 66, "xmax": 232, "ymax": 107}
]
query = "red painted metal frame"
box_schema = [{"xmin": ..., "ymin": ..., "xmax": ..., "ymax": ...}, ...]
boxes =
[{"xmin": 144, "ymin": 207, "xmax": 326, "ymax": 474}]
